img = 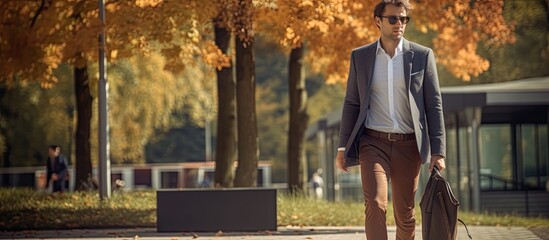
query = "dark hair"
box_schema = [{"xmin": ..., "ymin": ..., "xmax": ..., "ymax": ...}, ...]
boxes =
[
  {"xmin": 373, "ymin": 0, "xmax": 413, "ymax": 19},
  {"xmin": 49, "ymin": 145, "xmax": 60, "ymax": 150}
]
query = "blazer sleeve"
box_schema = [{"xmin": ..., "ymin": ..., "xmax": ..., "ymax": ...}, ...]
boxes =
[
  {"xmin": 338, "ymin": 51, "xmax": 361, "ymax": 148},
  {"xmin": 57, "ymin": 155, "xmax": 69, "ymax": 180},
  {"xmin": 423, "ymin": 49, "xmax": 446, "ymax": 157}
]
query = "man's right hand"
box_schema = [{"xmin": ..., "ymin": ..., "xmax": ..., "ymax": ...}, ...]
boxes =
[
  {"xmin": 51, "ymin": 173, "xmax": 58, "ymax": 181},
  {"xmin": 336, "ymin": 151, "xmax": 348, "ymax": 172}
]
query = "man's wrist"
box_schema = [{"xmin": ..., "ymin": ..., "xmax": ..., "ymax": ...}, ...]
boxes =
[
  {"xmin": 431, "ymin": 154, "xmax": 445, "ymax": 159},
  {"xmin": 337, "ymin": 147, "xmax": 345, "ymax": 152}
]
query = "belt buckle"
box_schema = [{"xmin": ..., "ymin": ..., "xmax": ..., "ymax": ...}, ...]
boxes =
[{"xmin": 387, "ymin": 133, "xmax": 397, "ymax": 141}]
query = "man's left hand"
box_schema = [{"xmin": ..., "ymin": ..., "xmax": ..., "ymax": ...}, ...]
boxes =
[{"xmin": 429, "ymin": 155, "xmax": 446, "ymax": 172}]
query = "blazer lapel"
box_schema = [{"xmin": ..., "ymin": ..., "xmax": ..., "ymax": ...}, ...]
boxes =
[
  {"xmin": 402, "ymin": 39, "xmax": 414, "ymax": 92},
  {"xmin": 363, "ymin": 41, "xmax": 377, "ymax": 98}
]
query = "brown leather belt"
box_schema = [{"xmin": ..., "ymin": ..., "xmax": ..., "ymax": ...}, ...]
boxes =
[{"xmin": 365, "ymin": 128, "xmax": 415, "ymax": 141}]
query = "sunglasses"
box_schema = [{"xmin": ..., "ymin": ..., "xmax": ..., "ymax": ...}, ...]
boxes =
[{"xmin": 379, "ymin": 16, "xmax": 410, "ymax": 25}]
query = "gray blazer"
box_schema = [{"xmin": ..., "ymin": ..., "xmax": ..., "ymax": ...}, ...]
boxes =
[{"xmin": 338, "ymin": 38, "xmax": 445, "ymax": 167}]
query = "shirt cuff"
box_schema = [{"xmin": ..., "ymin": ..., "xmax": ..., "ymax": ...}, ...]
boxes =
[{"xmin": 337, "ymin": 147, "xmax": 345, "ymax": 152}]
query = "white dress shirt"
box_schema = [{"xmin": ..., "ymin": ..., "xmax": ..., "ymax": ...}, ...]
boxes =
[{"xmin": 364, "ymin": 38, "xmax": 414, "ymax": 134}]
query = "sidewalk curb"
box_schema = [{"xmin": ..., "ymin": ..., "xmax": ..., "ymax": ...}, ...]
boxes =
[{"xmin": 1, "ymin": 226, "xmax": 547, "ymax": 240}]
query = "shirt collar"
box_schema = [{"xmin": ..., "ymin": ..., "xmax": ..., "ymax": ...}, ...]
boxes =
[{"xmin": 376, "ymin": 38, "xmax": 404, "ymax": 55}]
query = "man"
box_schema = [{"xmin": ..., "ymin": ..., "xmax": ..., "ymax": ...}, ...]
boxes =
[
  {"xmin": 335, "ymin": 0, "xmax": 446, "ymax": 239},
  {"xmin": 46, "ymin": 145, "xmax": 69, "ymax": 193}
]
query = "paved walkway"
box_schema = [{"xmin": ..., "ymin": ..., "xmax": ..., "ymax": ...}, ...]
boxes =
[{"xmin": 1, "ymin": 226, "xmax": 547, "ymax": 240}]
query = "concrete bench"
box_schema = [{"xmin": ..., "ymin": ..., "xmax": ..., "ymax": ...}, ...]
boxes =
[{"xmin": 157, "ymin": 188, "xmax": 277, "ymax": 232}]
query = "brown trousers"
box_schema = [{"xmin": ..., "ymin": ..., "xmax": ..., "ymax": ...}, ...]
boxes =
[{"xmin": 359, "ymin": 131, "xmax": 422, "ymax": 240}]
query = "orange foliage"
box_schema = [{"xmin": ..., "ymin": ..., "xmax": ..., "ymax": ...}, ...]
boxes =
[
  {"xmin": 256, "ymin": 0, "xmax": 338, "ymax": 49},
  {"xmin": 0, "ymin": 1, "xmax": 66, "ymax": 87},
  {"xmin": 256, "ymin": 0, "xmax": 515, "ymax": 83},
  {"xmin": 224, "ymin": 0, "xmax": 256, "ymax": 46},
  {"xmin": 1, "ymin": 0, "xmax": 515, "ymax": 86},
  {"xmin": 0, "ymin": 0, "xmax": 220, "ymax": 86},
  {"xmin": 413, "ymin": 1, "xmax": 515, "ymax": 81}
]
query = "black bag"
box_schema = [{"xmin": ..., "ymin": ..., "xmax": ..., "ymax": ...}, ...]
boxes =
[{"xmin": 420, "ymin": 167, "xmax": 471, "ymax": 240}]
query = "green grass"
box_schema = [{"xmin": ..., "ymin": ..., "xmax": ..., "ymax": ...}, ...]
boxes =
[
  {"xmin": 277, "ymin": 193, "xmax": 367, "ymax": 226},
  {"xmin": 1, "ymin": 188, "xmax": 548, "ymax": 230},
  {"xmin": 0, "ymin": 188, "xmax": 155, "ymax": 230}
]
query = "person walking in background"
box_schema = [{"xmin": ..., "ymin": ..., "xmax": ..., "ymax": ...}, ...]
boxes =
[
  {"xmin": 335, "ymin": 0, "xmax": 446, "ymax": 239},
  {"xmin": 46, "ymin": 145, "xmax": 69, "ymax": 193},
  {"xmin": 310, "ymin": 168, "xmax": 324, "ymax": 200}
]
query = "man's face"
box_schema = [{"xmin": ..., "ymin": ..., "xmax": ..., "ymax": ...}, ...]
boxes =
[
  {"xmin": 377, "ymin": 4, "xmax": 408, "ymax": 41},
  {"xmin": 48, "ymin": 148, "xmax": 56, "ymax": 157}
]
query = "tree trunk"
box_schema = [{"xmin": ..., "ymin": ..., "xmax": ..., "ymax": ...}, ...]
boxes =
[
  {"xmin": 543, "ymin": 0, "xmax": 549, "ymax": 56},
  {"xmin": 233, "ymin": 37, "xmax": 258, "ymax": 187},
  {"xmin": 74, "ymin": 64, "xmax": 93, "ymax": 190},
  {"xmin": 214, "ymin": 22, "xmax": 236, "ymax": 188},
  {"xmin": 287, "ymin": 46, "xmax": 309, "ymax": 193}
]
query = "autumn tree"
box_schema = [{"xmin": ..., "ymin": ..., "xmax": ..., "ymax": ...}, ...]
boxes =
[
  {"xmin": 257, "ymin": 0, "xmax": 339, "ymax": 192},
  {"xmin": 212, "ymin": 20, "xmax": 236, "ymax": 187},
  {"xmin": 0, "ymin": 65, "xmax": 74, "ymax": 168},
  {"xmin": 208, "ymin": 1, "xmax": 237, "ymax": 188},
  {"xmin": 0, "ymin": 0, "xmax": 97, "ymax": 189},
  {"xmin": 199, "ymin": 0, "xmax": 262, "ymax": 187},
  {"xmin": 473, "ymin": 0, "xmax": 549, "ymax": 83},
  {"xmin": 91, "ymin": 53, "xmax": 215, "ymax": 164},
  {"xmin": 0, "ymin": 1, "xmax": 65, "ymax": 87},
  {"xmin": 0, "ymin": 0, "xmax": 219, "ymax": 189},
  {"xmin": 230, "ymin": 0, "xmax": 260, "ymax": 187}
]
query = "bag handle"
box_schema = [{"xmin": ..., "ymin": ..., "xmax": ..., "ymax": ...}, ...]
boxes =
[
  {"xmin": 433, "ymin": 166, "xmax": 473, "ymax": 239},
  {"xmin": 425, "ymin": 166, "xmax": 441, "ymax": 213},
  {"xmin": 433, "ymin": 165, "xmax": 441, "ymax": 175},
  {"xmin": 458, "ymin": 219, "xmax": 473, "ymax": 239}
]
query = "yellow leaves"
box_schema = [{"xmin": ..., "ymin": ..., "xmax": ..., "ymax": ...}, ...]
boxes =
[
  {"xmin": 188, "ymin": 28, "xmax": 200, "ymax": 44},
  {"xmin": 418, "ymin": 25, "xmax": 428, "ymax": 34},
  {"xmin": 313, "ymin": 0, "xmax": 516, "ymax": 83},
  {"xmin": 419, "ymin": 0, "xmax": 514, "ymax": 82},
  {"xmin": 110, "ymin": 50, "xmax": 119, "ymax": 59},
  {"xmin": 106, "ymin": 3, "xmax": 121, "ymax": 12},
  {"xmin": 201, "ymin": 41, "xmax": 231, "ymax": 71},
  {"xmin": 63, "ymin": 202, "xmax": 74, "ymax": 208},
  {"xmin": 258, "ymin": 0, "xmax": 341, "ymax": 49},
  {"xmin": 285, "ymin": 27, "xmax": 296, "ymax": 40},
  {"xmin": 299, "ymin": 0, "xmax": 314, "ymax": 7},
  {"xmin": 223, "ymin": 0, "xmax": 255, "ymax": 45},
  {"xmin": 135, "ymin": 0, "xmax": 164, "ymax": 8},
  {"xmin": 351, "ymin": 2, "xmax": 363, "ymax": 10},
  {"xmin": 282, "ymin": 27, "xmax": 302, "ymax": 47},
  {"xmin": 435, "ymin": 38, "xmax": 490, "ymax": 82},
  {"xmin": 39, "ymin": 71, "xmax": 59, "ymax": 89},
  {"xmin": 130, "ymin": 36, "xmax": 152, "ymax": 55},
  {"xmin": 101, "ymin": 53, "xmax": 173, "ymax": 162},
  {"xmin": 42, "ymin": 44, "xmax": 64, "ymax": 69}
]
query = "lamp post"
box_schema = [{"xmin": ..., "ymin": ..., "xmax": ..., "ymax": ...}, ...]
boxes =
[{"xmin": 98, "ymin": 0, "xmax": 111, "ymax": 199}]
